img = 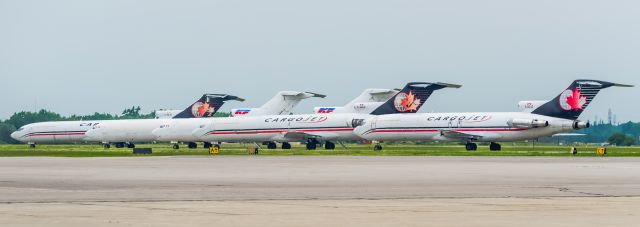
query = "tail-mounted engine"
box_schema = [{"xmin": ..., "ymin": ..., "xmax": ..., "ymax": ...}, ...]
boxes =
[
  {"xmin": 573, "ymin": 121, "xmax": 590, "ymax": 129},
  {"xmin": 508, "ymin": 119, "xmax": 550, "ymax": 129}
]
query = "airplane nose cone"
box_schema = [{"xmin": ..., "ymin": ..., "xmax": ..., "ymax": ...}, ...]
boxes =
[{"xmin": 10, "ymin": 131, "xmax": 18, "ymax": 140}]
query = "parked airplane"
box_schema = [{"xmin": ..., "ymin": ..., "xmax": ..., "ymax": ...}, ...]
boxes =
[
  {"xmin": 83, "ymin": 94, "xmax": 244, "ymax": 148},
  {"xmin": 153, "ymin": 89, "xmax": 397, "ymax": 149},
  {"xmin": 192, "ymin": 82, "xmax": 461, "ymax": 150},
  {"xmin": 9, "ymin": 94, "xmax": 237, "ymax": 148},
  {"xmin": 153, "ymin": 91, "xmax": 325, "ymax": 149},
  {"xmin": 313, "ymin": 89, "xmax": 399, "ymax": 114},
  {"xmin": 354, "ymin": 80, "xmax": 632, "ymax": 151}
]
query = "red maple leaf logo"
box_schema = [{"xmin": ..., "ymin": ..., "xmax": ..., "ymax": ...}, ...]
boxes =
[
  {"xmin": 565, "ymin": 89, "xmax": 587, "ymax": 110},
  {"xmin": 400, "ymin": 91, "xmax": 421, "ymax": 112},
  {"xmin": 197, "ymin": 102, "xmax": 211, "ymax": 117}
]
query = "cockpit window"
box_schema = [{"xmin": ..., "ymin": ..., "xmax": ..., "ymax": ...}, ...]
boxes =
[
  {"xmin": 17, "ymin": 127, "xmax": 24, "ymax": 131},
  {"xmin": 199, "ymin": 125, "xmax": 206, "ymax": 128}
]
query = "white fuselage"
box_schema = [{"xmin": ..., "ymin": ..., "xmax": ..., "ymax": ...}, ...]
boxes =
[
  {"xmin": 84, "ymin": 119, "xmax": 167, "ymax": 143},
  {"xmin": 153, "ymin": 118, "xmax": 211, "ymax": 143},
  {"xmin": 10, "ymin": 121, "xmax": 104, "ymax": 144},
  {"xmin": 354, "ymin": 112, "xmax": 577, "ymax": 142},
  {"xmin": 194, "ymin": 114, "xmax": 367, "ymax": 143}
]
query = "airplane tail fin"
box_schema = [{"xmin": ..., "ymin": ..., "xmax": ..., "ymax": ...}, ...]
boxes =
[
  {"xmin": 173, "ymin": 94, "xmax": 245, "ymax": 119},
  {"xmin": 531, "ymin": 80, "xmax": 632, "ymax": 120},
  {"xmin": 370, "ymin": 82, "xmax": 461, "ymax": 115}
]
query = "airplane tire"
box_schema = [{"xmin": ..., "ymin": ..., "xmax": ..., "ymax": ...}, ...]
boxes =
[
  {"xmin": 173, "ymin": 144, "xmax": 180, "ymax": 149},
  {"xmin": 306, "ymin": 142, "xmax": 317, "ymax": 150},
  {"xmin": 465, "ymin": 143, "xmax": 477, "ymax": 151},
  {"xmin": 115, "ymin": 143, "xmax": 125, "ymax": 148},
  {"xmin": 103, "ymin": 143, "xmax": 111, "ymax": 149},
  {"xmin": 489, "ymin": 142, "xmax": 501, "ymax": 151},
  {"xmin": 188, "ymin": 142, "xmax": 197, "ymax": 149},
  {"xmin": 204, "ymin": 142, "xmax": 212, "ymax": 149},
  {"xmin": 325, "ymin": 142, "xmax": 335, "ymax": 150},
  {"xmin": 374, "ymin": 144, "xmax": 383, "ymax": 151},
  {"xmin": 127, "ymin": 143, "xmax": 135, "ymax": 149},
  {"xmin": 267, "ymin": 142, "xmax": 277, "ymax": 149},
  {"xmin": 282, "ymin": 142, "xmax": 291, "ymax": 150},
  {"xmin": 29, "ymin": 144, "xmax": 36, "ymax": 148}
]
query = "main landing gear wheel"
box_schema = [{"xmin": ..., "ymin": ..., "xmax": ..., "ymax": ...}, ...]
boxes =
[
  {"xmin": 325, "ymin": 141, "xmax": 336, "ymax": 150},
  {"xmin": 188, "ymin": 142, "xmax": 198, "ymax": 149},
  {"xmin": 306, "ymin": 139, "xmax": 318, "ymax": 150},
  {"xmin": 204, "ymin": 142, "xmax": 212, "ymax": 149},
  {"xmin": 173, "ymin": 144, "xmax": 180, "ymax": 149},
  {"xmin": 115, "ymin": 143, "xmax": 125, "ymax": 148},
  {"xmin": 127, "ymin": 143, "xmax": 136, "ymax": 149},
  {"xmin": 267, "ymin": 142, "xmax": 277, "ymax": 150},
  {"xmin": 373, "ymin": 144, "xmax": 383, "ymax": 151},
  {"xmin": 489, "ymin": 142, "xmax": 502, "ymax": 151},
  {"xmin": 282, "ymin": 142, "xmax": 292, "ymax": 150},
  {"xmin": 29, "ymin": 144, "xmax": 36, "ymax": 148},
  {"xmin": 465, "ymin": 142, "xmax": 478, "ymax": 151},
  {"xmin": 103, "ymin": 143, "xmax": 111, "ymax": 149}
]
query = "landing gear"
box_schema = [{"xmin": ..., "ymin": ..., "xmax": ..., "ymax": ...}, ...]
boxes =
[
  {"xmin": 29, "ymin": 143, "xmax": 36, "ymax": 148},
  {"xmin": 373, "ymin": 144, "xmax": 383, "ymax": 151},
  {"xmin": 306, "ymin": 139, "xmax": 318, "ymax": 150},
  {"xmin": 325, "ymin": 141, "xmax": 336, "ymax": 150},
  {"xmin": 204, "ymin": 142, "xmax": 212, "ymax": 149},
  {"xmin": 103, "ymin": 143, "xmax": 111, "ymax": 149},
  {"xmin": 173, "ymin": 144, "xmax": 180, "ymax": 149},
  {"xmin": 267, "ymin": 142, "xmax": 277, "ymax": 149},
  {"xmin": 127, "ymin": 143, "xmax": 135, "ymax": 149},
  {"xmin": 489, "ymin": 142, "xmax": 502, "ymax": 151},
  {"xmin": 115, "ymin": 143, "xmax": 125, "ymax": 148},
  {"xmin": 465, "ymin": 142, "xmax": 478, "ymax": 151},
  {"xmin": 188, "ymin": 142, "xmax": 198, "ymax": 149},
  {"xmin": 282, "ymin": 142, "xmax": 292, "ymax": 150}
]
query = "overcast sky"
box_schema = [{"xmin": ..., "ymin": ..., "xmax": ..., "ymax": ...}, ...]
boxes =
[{"xmin": 1, "ymin": 0, "xmax": 638, "ymax": 122}]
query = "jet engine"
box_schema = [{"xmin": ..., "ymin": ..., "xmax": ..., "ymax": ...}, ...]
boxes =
[
  {"xmin": 508, "ymin": 119, "xmax": 550, "ymax": 129},
  {"xmin": 573, "ymin": 121, "xmax": 590, "ymax": 129}
]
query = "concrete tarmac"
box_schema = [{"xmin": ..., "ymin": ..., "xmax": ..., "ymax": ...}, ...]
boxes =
[{"xmin": 0, "ymin": 156, "xmax": 639, "ymax": 226}]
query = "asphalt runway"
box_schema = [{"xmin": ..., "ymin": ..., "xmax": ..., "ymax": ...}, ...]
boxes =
[{"xmin": 1, "ymin": 156, "xmax": 639, "ymax": 226}]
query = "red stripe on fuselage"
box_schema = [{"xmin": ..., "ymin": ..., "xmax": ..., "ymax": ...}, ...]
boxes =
[
  {"xmin": 27, "ymin": 132, "xmax": 86, "ymax": 137},
  {"xmin": 372, "ymin": 128, "xmax": 528, "ymax": 133},
  {"xmin": 207, "ymin": 128, "xmax": 353, "ymax": 135}
]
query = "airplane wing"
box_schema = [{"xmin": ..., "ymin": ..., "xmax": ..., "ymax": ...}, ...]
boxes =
[
  {"xmin": 439, "ymin": 130, "xmax": 483, "ymax": 140},
  {"xmin": 282, "ymin": 131, "xmax": 340, "ymax": 141}
]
